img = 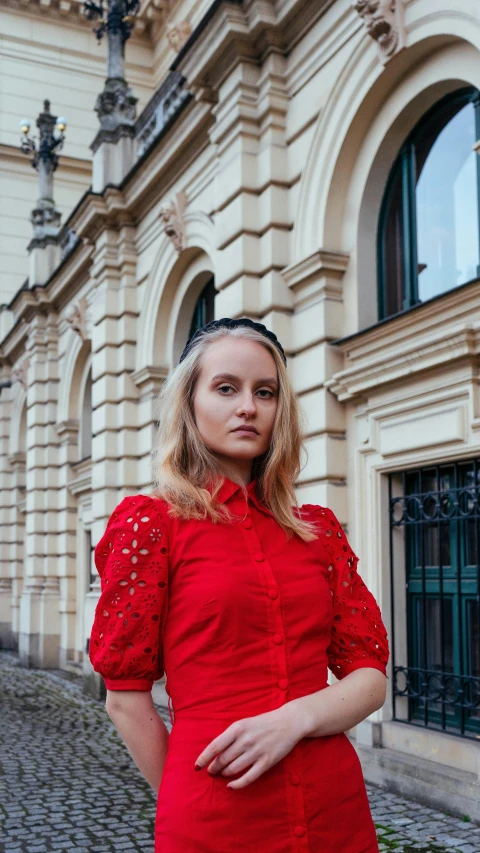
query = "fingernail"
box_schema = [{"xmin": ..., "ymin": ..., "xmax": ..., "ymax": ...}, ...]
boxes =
[{"xmin": 194, "ymin": 764, "xmax": 202, "ymax": 771}]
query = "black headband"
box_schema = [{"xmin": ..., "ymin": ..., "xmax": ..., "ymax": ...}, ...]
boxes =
[{"xmin": 179, "ymin": 317, "xmax": 287, "ymax": 365}]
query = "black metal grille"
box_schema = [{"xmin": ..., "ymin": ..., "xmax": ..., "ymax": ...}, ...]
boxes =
[{"xmin": 389, "ymin": 460, "xmax": 480, "ymax": 737}]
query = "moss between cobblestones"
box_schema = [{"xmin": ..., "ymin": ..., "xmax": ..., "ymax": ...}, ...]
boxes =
[{"xmin": 375, "ymin": 824, "xmax": 460, "ymax": 853}]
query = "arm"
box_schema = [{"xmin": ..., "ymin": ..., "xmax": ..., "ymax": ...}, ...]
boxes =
[
  {"xmin": 106, "ymin": 690, "xmax": 169, "ymax": 795},
  {"xmin": 283, "ymin": 667, "xmax": 386, "ymax": 739}
]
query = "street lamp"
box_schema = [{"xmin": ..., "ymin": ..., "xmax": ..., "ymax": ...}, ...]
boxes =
[{"xmin": 19, "ymin": 100, "xmax": 67, "ymax": 237}]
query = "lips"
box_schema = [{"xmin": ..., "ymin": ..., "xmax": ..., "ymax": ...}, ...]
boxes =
[{"xmin": 233, "ymin": 427, "xmax": 258, "ymax": 434}]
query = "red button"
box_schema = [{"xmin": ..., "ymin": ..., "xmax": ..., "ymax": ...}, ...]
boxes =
[
  {"xmin": 294, "ymin": 826, "xmax": 306, "ymax": 838},
  {"xmin": 267, "ymin": 588, "xmax": 278, "ymax": 599},
  {"xmin": 290, "ymin": 773, "xmax": 300, "ymax": 786},
  {"xmin": 254, "ymin": 553, "xmax": 265, "ymax": 562},
  {"xmin": 242, "ymin": 519, "xmax": 253, "ymax": 529},
  {"xmin": 278, "ymin": 678, "xmax": 289, "ymax": 690},
  {"xmin": 272, "ymin": 634, "xmax": 283, "ymax": 645}
]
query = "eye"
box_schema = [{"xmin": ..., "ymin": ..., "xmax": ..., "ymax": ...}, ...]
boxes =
[
  {"xmin": 257, "ymin": 389, "xmax": 275, "ymax": 399},
  {"xmin": 218, "ymin": 384, "xmax": 235, "ymax": 394}
]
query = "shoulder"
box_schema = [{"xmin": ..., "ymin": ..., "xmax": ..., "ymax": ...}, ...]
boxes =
[
  {"xmin": 95, "ymin": 494, "xmax": 171, "ymax": 572},
  {"xmin": 297, "ymin": 503, "xmax": 339, "ymax": 527},
  {"xmin": 106, "ymin": 493, "xmax": 171, "ymax": 525}
]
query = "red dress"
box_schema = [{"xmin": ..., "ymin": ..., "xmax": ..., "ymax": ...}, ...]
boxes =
[{"xmin": 89, "ymin": 477, "xmax": 389, "ymax": 853}]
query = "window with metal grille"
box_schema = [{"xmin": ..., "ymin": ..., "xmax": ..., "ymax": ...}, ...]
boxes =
[{"xmin": 389, "ymin": 460, "xmax": 480, "ymax": 737}]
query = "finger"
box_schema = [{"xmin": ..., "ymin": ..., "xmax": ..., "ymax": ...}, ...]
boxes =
[
  {"xmin": 195, "ymin": 727, "xmax": 237, "ymax": 769},
  {"xmin": 220, "ymin": 753, "xmax": 253, "ymax": 776},
  {"xmin": 226, "ymin": 762, "xmax": 265, "ymax": 789},
  {"xmin": 208, "ymin": 744, "xmax": 244, "ymax": 775}
]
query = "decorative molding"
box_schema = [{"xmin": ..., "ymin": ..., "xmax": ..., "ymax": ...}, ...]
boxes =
[
  {"xmin": 135, "ymin": 71, "xmax": 191, "ymax": 159},
  {"xmin": 352, "ymin": 0, "xmax": 405, "ymax": 63},
  {"xmin": 326, "ymin": 326, "xmax": 478, "ymax": 403},
  {"xmin": 90, "ymin": 120, "xmax": 136, "ymax": 155},
  {"xmin": 7, "ymin": 451, "xmax": 26, "ymax": 472},
  {"xmin": 93, "ymin": 78, "xmax": 138, "ymax": 136},
  {"xmin": 68, "ymin": 457, "xmax": 92, "ymax": 496},
  {"xmin": 11, "ymin": 360, "xmax": 29, "ymax": 390},
  {"xmin": 282, "ymin": 249, "xmax": 350, "ymax": 309},
  {"xmin": 283, "ymin": 250, "xmax": 350, "ymax": 290},
  {"xmin": 158, "ymin": 191, "xmax": 188, "ymax": 253},
  {"xmin": 167, "ymin": 20, "xmax": 192, "ymax": 53},
  {"xmin": 65, "ymin": 298, "xmax": 88, "ymax": 342},
  {"xmin": 55, "ymin": 419, "xmax": 80, "ymax": 442},
  {"xmin": 131, "ymin": 365, "xmax": 168, "ymax": 389}
]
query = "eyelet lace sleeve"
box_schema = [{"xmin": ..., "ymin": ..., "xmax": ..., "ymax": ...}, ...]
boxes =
[
  {"xmin": 303, "ymin": 504, "xmax": 389, "ymax": 680},
  {"xmin": 88, "ymin": 495, "xmax": 170, "ymax": 691}
]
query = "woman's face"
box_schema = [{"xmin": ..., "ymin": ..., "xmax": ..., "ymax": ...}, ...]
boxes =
[{"xmin": 192, "ymin": 336, "xmax": 279, "ymax": 483}]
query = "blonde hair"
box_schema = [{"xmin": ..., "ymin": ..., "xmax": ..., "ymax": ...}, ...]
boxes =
[{"xmin": 151, "ymin": 325, "xmax": 318, "ymax": 542}]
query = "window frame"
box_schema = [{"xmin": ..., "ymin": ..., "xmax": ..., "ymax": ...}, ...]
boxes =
[{"xmin": 377, "ymin": 87, "xmax": 480, "ymax": 321}]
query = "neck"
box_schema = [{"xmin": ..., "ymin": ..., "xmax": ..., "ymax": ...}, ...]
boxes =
[{"xmin": 213, "ymin": 456, "xmax": 253, "ymax": 486}]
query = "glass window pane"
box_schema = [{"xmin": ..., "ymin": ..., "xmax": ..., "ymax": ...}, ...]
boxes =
[
  {"xmin": 416, "ymin": 101, "xmax": 479, "ymax": 301},
  {"xmin": 381, "ymin": 161, "xmax": 405, "ymax": 316},
  {"xmin": 189, "ymin": 277, "xmax": 216, "ymax": 338},
  {"xmin": 415, "ymin": 597, "xmax": 453, "ymax": 673},
  {"xmin": 466, "ymin": 600, "xmax": 480, "ymax": 721}
]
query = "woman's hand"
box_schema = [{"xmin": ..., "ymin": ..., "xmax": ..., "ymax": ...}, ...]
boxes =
[{"xmin": 194, "ymin": 705, "xmax": 305, "ymax": 790}]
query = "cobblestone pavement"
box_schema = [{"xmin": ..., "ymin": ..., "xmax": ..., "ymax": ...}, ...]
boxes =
[{"xmin": 1, "ymin": 650, "xmax": 479, "ymax": 853}]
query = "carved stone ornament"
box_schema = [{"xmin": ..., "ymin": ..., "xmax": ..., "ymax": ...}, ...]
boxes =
[
  {"xmin": 65, "ymin": 298, "xmax": 88, "ymax": 341},
  {"xmin": 353, "ymin": 0, "xmax": 405, "ymax": 62},
  {"xmin": 11, "ymin": 360, "xmax": 29, "ymax": 390},
  {"xmin": 166, "ymin": 20, "xmax": 192, "ymax": 53},
  {"xmin": 95, "ymin": 78, "xmax": 138, "ymax": 132},
  {"xmin": 158, "ymin": 191, "xmax": 188, "ymax": 253}
]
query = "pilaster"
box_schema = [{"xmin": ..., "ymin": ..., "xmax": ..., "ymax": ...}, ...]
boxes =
[
  {"xmin": 4, "ymin": 451, "xmax": 26, "ymax": 650},
  {"xmin": 19, "ymin": 313, "xmax": 63, "ymax": 667},
  {"xmin": 211, "ymin": 55, "xmax": 293, "ymax": 335},
  {"xmin": 85, "ymin": 218, "xmax": 140, "ymax": 692},
  {"xmin": 0, "ymin": 383, "xmax": 18, "ymax": 650},
  {"xmin": 282, "ymin": 250, "xmax": 351, "ymax": 515},
  {"xmin": 55, "ymin": 418, "xmax": 82, "ymax": 670}
]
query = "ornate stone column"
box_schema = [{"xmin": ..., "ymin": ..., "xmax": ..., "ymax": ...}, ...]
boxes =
[
  {"xmin": 18, "ymin": 313, "xmax": 62, "ymax": 668},
  {"xmin": 82, "ymin": 199, "xmax": 140, "ymax": 696},
  {"xmin": 0, "ymin": 379, "xmax": 16, "ymax": 650}
]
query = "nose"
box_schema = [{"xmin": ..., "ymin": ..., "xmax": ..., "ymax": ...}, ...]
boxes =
[{"xmin": 236, "ymin": 390, "xmax": 257, "ymax": 417}]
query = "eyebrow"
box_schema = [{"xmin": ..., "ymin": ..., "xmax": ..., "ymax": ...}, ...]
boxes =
[{"xmin": 211, "ymin": 372, "xmax": 278, "ymax": 387}]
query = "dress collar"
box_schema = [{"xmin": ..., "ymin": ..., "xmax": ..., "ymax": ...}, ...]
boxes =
[{"xmin": 209, "ymin": 475, "xmax": 274, "ymax": 518}]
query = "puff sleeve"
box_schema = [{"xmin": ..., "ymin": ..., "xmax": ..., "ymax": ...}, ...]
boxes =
[
  {"xmin": 88, "ymin": 494, "xmax": 170, "ymax": 691},
  {"xmin": 305, "ymin": 504, "xmax": 389, "ymax": 680}
]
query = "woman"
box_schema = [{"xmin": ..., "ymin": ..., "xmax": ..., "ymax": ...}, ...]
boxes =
[{"xmin": 89, "ymin": 317, "xmax": 389, "ymax": 853}]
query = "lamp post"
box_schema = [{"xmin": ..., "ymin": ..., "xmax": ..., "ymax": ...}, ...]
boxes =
[
  {"xmin": 84, "ymin": 0, "xmax": 139, "ymax": 131},
  {"xmin": 20, "ymin": 100, "xmax": 67, "ymax": 238}
]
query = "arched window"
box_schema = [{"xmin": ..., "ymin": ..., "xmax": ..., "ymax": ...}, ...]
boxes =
[
  {"xmin": 378, "ymin": 88, "xmax": 480, "ymax": 319},
  {"xmin": 188, "ymin": 276, "xmax": 217, "ymax": 338}
]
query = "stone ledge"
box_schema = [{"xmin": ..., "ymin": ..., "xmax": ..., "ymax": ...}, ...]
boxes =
[{"xmin": 356, "ymin": 742, "xmax": 480, "ymax": 823}]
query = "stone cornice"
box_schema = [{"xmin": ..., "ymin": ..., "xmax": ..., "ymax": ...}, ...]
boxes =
[
  {"xmin": 282, "ymin": 249, "xmax": 350, "ymax": 310},
  {"xmin": 282, "ymin": 250, "xmax": 350, "ymax": 290},
  {"xmin": 327, "ymin": 327, "xmax": 479, "ymax": 403},
  {"xmin": 131, "ymin": 365, "xmax": 168, "ymax": 399},
  {"xmin": 0, "ymin": 0, "xmax": 153, "ymax": 39},
  {"xmin": 68, "ymin": 456, "xmax": 92, "ymax": 496},
  {"xmin": 69, "ymin": 187, "xmax": 132, "ymax": 245},
  {"xmin": 326, "ymin": 280, "xmax": 480, "ymax": 402},
  {"xmin": 172, "ymin": 0, "xmax": 335, "ymax": 91}
]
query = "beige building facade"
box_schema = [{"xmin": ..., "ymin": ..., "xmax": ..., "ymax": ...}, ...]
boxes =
[{"xmin": 1, "ymin": 0, "xmax": 479, "ymax": 820}]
